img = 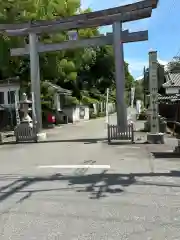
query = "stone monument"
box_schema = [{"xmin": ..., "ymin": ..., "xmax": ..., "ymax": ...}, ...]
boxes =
[
  {"xmin": 147, "ymin": 51, "xmax": 164, "ymax": 144},
  {"xmin": 20, "ymin": 93, "xmax": 33, "ymax": 126}
]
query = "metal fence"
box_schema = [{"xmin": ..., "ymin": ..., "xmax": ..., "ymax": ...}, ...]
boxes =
[
  {"xmin": 14, "ymin": 123, "xmax": 37, "ymax": 143},
  {"xmin": 107, "ymin": 124, "xmax": 134, "ymax": 143}
]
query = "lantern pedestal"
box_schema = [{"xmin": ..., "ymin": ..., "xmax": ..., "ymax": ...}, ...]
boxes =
[
  {"xmin": 173, "ymin": 136, "xmax": 180, "ymax": 153},
  {"xmin": 37, "ymin": 132, "xmax": 47, "ymax": 141},
  {"xmin": 147, "ymin": 132, "xmax": 164, "ymax": 144}
]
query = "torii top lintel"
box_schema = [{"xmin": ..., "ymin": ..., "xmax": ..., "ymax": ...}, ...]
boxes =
[{"xmin": 0, "ymin": 0, "xmax": 158, "ymax": 35}]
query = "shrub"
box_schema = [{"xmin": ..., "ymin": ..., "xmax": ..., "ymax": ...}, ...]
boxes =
[
  {"xmin": 98, "ymin": 112, "xmax": 106, "ymax": 118},
  {"xmin": 138, "ymin": 112, "xmax": 147, "ymax": 120},
  {"xmin": 90, "ymin": 112, "xmax": 97, "ymax": 119}
]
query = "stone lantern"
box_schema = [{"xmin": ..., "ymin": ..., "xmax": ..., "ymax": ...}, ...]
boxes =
[
  {"xmin": 14, "ymin": 92, "xmax": 38, "ymax": 142},
  {"xmin": 19, "ymin": 93, "xmax": 33, "ymax": 128},
  {"xmin": 14, "ymin": 92, "xmax": 46, "ymax": 143}
]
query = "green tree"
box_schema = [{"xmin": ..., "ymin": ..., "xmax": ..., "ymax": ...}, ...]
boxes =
[
  {"xmin": 167, "ymin": 56, "xmax": 180, "ymax": 73},
  {"xmin": 134, "ymin": 80, "xmax": 144, "ymax": 103}
]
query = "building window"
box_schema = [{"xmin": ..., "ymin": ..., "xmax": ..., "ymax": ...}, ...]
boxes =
[
  {"xmin": 8, "ymin": 91, "xmax": 15, "ymax": 104},
  {"xmin": 0, "ymin": 92, "xmax": 4, "ymax": 104}
]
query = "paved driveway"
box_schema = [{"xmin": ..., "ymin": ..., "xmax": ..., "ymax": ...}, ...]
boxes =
[{"xmin": 0, "ymin": 116, "xmax": 180, "ymax": 239}]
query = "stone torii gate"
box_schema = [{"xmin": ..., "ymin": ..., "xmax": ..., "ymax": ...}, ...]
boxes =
[{"xmin": 0, "ymin": 0, "xmax": 159, "ymax": 134}]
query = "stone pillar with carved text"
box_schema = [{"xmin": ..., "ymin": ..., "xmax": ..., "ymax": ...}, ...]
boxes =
[
  {"xmin": 147, "ymin": 51, "xmax": 164, "ymax": 144},
  {"xmin": 149, "ymin": 51, "xmax": 159, "ymax": 133}
]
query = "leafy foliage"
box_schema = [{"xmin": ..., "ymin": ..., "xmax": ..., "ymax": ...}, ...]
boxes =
[
  {"xmin": 167, "ymin": 56, "xmax": 180, "ymax": 73},
  {"xmin": 0, "ymin": 0, "xmax": 134, "ymax": 106},
  {"xmin": 134, "ymin": 80, "xmax": 144, "ymax": 102}
]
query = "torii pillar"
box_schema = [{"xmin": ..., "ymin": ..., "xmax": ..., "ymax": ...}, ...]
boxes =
[
  {"xmin": 29, "ymin": 33, "xmax": 42, "ymax": 132},
  {"xmin": 113, "ymin": 22, "xmax": 127, "ymax": 131}
]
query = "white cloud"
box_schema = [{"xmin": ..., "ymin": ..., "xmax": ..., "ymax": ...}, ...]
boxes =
[
  {"xmin": 127, "ymin": 59, "xmax": 147, "ymax": 74},
  {"xmin": 127, "ymin": 58, "xmax": 169, "ymax": 79},
  {"xmin": 135, "ymin": 75, "xmax": 143, "ymax": 81},
  {"xmin": 158, "ymin": 59, "xmax": 168, "ymax": 66}
]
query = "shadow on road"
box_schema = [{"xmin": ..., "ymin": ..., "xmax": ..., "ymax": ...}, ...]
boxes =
[
  {"xmin": 0, "ymin": 170, "xmax": 180, "ymax": 203},
  {"xmin": 0, "ymin": 137, "xmax": 108, "ymax": 145},
  {"xmin": 42, "ymin": 138, "xmax": 107, "ymax": 144},
  {"xmin": 152, "ymin": 152, "xmax": 180, "ymax": 158}
]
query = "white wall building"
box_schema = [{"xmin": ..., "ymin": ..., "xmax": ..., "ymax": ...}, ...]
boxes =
[{"xmin": 0, "ymin": 78, "xmax": 20, "ymax": 110}]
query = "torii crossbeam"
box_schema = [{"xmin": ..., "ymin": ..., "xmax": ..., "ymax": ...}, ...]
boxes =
[{"xmin": 10, "ymin": 30, "xmax": 148, "ymax": 56}]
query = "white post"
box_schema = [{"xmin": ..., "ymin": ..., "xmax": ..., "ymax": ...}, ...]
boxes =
[
  {"xmin": 131, "ymin": 87, "xmax": 135, "ymax": 108},
  {"xmin": 15, "ymin": 93, "xmax": 20, "ymax": 125},
  {"xmin": 106, "ymin": 88, "xmax": 109, "ymax": 124},
  {"xmin": 29, "ymin": 33, "xmax": 42, "ymax": 132},
  {"xmin": 31, "ymin": 92, "xmax": 37, "ymax": 125}
]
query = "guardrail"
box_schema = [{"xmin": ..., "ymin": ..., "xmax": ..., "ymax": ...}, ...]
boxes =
[
  {"xmin": 107, "ymin": 124, "xmax": 134, "ymax": 143},
  {"xmin": 14, "ymin": 123, "xmax": 37, "ymax": 143}
]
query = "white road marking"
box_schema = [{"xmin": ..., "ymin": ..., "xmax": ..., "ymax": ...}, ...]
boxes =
[
  {"xmin": 116, "ymin": 146, "xmax": 140, "ymax": 149},
  {"xmin": 37, "ymin": 165, "xmax": 111, "ymax": 169}
]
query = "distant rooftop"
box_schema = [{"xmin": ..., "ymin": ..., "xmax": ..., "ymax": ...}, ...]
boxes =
[
  {"xmin": 0, "ymin": 76, "xmax": 20, "ymax": 86},
  {"xmin": 163, "ymin": 73, "xmax": 180, "ymax": 88},
  {"xmin": 43, "ymin": 81, "xmax": 72, "ymax": 95},
  {"xmin": 158, "ymin": 94, "xmax": 180, "ymax": 102}
]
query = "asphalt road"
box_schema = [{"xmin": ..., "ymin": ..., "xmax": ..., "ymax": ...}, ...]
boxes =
[{"xmin": 0, "ymin": 115, "xmax": 180, "ymax": 239}]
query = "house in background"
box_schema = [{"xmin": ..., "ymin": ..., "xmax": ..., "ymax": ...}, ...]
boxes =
[
  {"xmin": 43, "ymin": 81, "xmax": 90, "ymax": 123},
  {"xmin": 0, "ymin": 77, "xmax": 20, "ymax": 109},
  {"xmin": 162, "ymin": 73, "xmax": 180, "ymax": 95},
  {"xmin": 0, "ymin": 77, "xmax": 20, "ymax": 130},
  {"xmin": 43, "ymin": 81, "xmax": 72, "ymax": 111}
]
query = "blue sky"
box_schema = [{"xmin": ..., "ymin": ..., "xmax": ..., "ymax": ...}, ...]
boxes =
[{"xmin": 81, "ymin": 0, "xmax": 179, "ymax": 79}]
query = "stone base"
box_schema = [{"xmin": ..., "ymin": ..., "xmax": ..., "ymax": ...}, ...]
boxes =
[
  {"xmin": 147, "ymin": 132, "xmax": 164, "ymax": 144},
  {"xmin": 37, "ymin": 132, "xmax": 47, "ymax": 142},
  {"xmin": 173, "ymin": 146, "xmax": 180, "ymax": 153}
]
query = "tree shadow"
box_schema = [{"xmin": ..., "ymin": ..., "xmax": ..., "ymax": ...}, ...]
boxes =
[
  {"xmin": 76, "ymin": 170, "xmax": 134, "ymax": 199},
  {"xmin": 42, "ymin": 138, "xmax": 108, "ymax": 144},
  {"xmin": 152, "ymin": 152, "xmax": 180, "ymax": 158},
  {"xmin": 0, "ymin": 137, "xmax": 149, "ymax": 146},
  {"xmin": 0, "ymin": 170, "xmax": 180, "ymax": 204},
  {"xmin": 0, "ymin": 137, "xmax": 108, "ymax": 145}
]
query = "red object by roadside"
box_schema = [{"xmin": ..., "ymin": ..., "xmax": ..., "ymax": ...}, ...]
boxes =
[{"xmin": 47, "ymin": 113, "xmax": 55, "ymax": 124}]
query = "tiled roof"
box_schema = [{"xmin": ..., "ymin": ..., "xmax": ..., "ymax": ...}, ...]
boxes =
[
  {"xmin": 0, "ymin": 76, "xmax": 20, "ymax": 86},
  {"xmin": 163, "ymin": 73, "xmax": 180, "ymax": 88},
  {"xmin": 158, "ymin": 94, "xmax": 180, "ymax": 102},
  {"xmin": 43, "ymin": 81, "xmax": 72, "ymax": 95},
  {"xmin": 147, "ymin": 93, "xmax": 161, "ymax": 97}
]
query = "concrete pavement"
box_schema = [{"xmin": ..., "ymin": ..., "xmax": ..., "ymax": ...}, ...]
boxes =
[{"xmin": 0, "ymin": 116, "xmax": 180, "ymax": 239}]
